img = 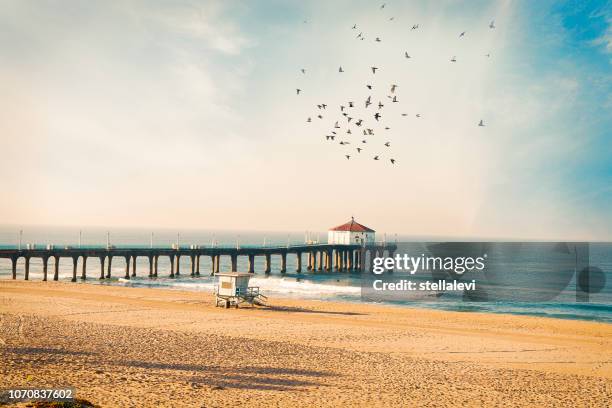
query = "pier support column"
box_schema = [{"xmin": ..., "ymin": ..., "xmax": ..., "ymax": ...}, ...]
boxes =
[
  {"xmin": 42, "ymin": 256, "xmax": 49, "ymax": 281},
  {"xmin": 11, "ymin": 257, "xmax": 17, "ymax": 279},
  {"xmin": 124, "ymin": 256, "xmax": 130, "ymax": 280},
  {"xmin": 347, "ymin": 250, "xmax": 353, "ymax": 270},
  {"xmin": 230, "ymin": 255, "xmax": 237, "ymax": 272},
  {"xmin": 369, "ymin": 250, "xmax": 376, "ymax": 271},
  {"xmin": 214, "ymin": 255, "xmax": 220, "ymax": 274},
  {"xmin": 81, "ymin": 256, "xmax": 87, "ymax": 280},
  {"xmin": 326, "ymin": 251, "xmax": 332, "ymax": 271},
  {"xmin": 71, "ymin": 257, "xmax": 78, "ymax": 282},
  {"xmin": 280, "ymin": 253, "xmax": 287, "ymax": 273},
  {"xmin": 175, "ymin": 255, "xmax": 181, "ymax": 276},
  {"xmin": 318, "ymin": 251, "xmax": 324, "ymax": 271},
  {"xmin": 210, "ymin": 255, "xmax": 216, "ymax": 275},
  {"xmin": 334, "ymin": 250, "xmax": 340, "ymax": 271},
  {"xmin": 307, "ymin": 253, "xmax": 312, "ymax": 270},
  {"xmin": 53, "ymin": 256, "xmax": 60, "ymax": 281},
  {"xmin": 106, "ymin": 256, "xmax": 113, "ymax": 279},
  {"xmin": 264, "ymin": 254, "xmax": 271, "ymax": 274},
  {"xmin": 154, "ymin": 256, "xmax": 159, "ymax": 277},
  {"xmin": 312, "ymin": 252, "xmax": 317, "ymax": 271},
  {"xmin": 169, "ymin": 255, "xmax": 175, "ymax": 278},
  {"xmin": 341, "ymin": 251, "xmax": 346, "ymax": 271},
  {"xmin": 196, "ymin": 255, "xmax": 200, "ymax": 276},
  {"xmin": 24, "ymin": 257, "xmax": 30, "ymax": 281},
  {"xmin": 296, "ymin": 252, "xmax": 302, "ymax": 273},
  {"xmin": 99, "ymin": 257, "xmax": 106, "ymax": 279},
  {"xmin": 148, "ymin": 256, "xmax": 154, "ymax": 278},
  {"xmin": 248, "ymin": 255, "xmax": 255, "ymax": 273},
  {"xmin": 132, "ymin": 256, "xmax": 137, "ymax": 277},
  {"xmin": 190, "ymin": 255, "xmax": 196, "ymax": 276}
]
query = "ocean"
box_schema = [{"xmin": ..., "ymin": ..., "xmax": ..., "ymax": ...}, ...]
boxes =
[{"xmin": 1, "ymin": 226, "xmax": 610, "ymax": 323}]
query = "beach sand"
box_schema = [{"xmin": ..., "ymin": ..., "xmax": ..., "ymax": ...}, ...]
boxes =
[{"xmin": 0, "ymin": 281, "xmax": 610, "ymax": 407}]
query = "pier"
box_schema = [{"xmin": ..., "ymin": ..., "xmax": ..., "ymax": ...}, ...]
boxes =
[{"xmin": 0, "ymin": 243, "xmax": 396, "ymax": 281}]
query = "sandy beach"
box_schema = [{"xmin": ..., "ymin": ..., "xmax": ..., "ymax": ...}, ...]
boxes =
[{"xmin": 0, "ymin": 281, "xmax": 610, "ymax": 407}]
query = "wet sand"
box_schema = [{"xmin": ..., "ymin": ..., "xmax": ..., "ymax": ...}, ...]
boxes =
[{"xmin": 0, "ymin": 281, "xmax": 610, "ymax": 407}]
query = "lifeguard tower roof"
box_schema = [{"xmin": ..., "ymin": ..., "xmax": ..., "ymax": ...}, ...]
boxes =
[
  {"xmin": 215, "ymin": 272, "xmax": 252, "ymax": 277},
  {"xmin": 330, "ymin": 219, "xmax": 375, "ymax": 233}
]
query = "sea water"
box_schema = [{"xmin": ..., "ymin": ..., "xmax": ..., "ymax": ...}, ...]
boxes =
[{"xmin": 0, "ymin": 226, "xmax": 610, "ymax": 323}]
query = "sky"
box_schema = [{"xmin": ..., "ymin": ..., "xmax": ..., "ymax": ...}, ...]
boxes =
[{"xmin": 0, "ymin": 0, "xmax": 611, "ymax": 240}]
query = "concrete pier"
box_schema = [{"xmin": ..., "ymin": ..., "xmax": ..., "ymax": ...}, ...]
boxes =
[{"xmin": 0, "ymin": 243, "xmax": 396, "ymax": 280}]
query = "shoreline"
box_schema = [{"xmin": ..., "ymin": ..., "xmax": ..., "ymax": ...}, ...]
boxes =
[{"xmin": 1, "ymin": 281, "xmax": 611, "ymax": 407}]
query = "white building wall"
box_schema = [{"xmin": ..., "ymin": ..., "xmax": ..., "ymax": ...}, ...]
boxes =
[{"xmin": 328, "ymin": 230, "xmax": 375, "ymax": 244}]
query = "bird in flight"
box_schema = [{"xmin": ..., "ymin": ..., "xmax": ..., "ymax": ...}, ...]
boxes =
[
  {"xmin": 339, "ymin": 66, "xmax": 344, "ymax": 73},
  {"xmin": 362, "ymin": 129, "xmax": 368, "ymax": 136},
  {"xmin": 374, "ymin": 112, "xmax": 381, "ymax": 121},
  {"xmin": 384, "ymin": 142, "xmax": 390, "ymax": 147},
  {"xmin": 340, "ymin": 105, "xmax": 345, "ymax": 111},
  {"xmin": 357, "ymin": 32, "xmax": 363, "ymax": 39},
  {"xmin": 347, "ymin": 129, "xmax": 352, "ymax": 134},
  {"xmin": 375, "ymin": 37, "xmax": 381, "ymax": 42},
  {"xmin": 347, "ymin": 116, "xmax": 353, "ymax": 122},
  {"xmin": 296, "ymin": 89, "xmax": 301, "ymax": 95},
  {"xmin": 301, "ymin": 68, "xmax": 306, "ymax": 74},
  {"xmin": 478, "ymin": 120, "xmax": 485, "ymax": 127},
  {"xmin": 345, "ymin": 155, "xmax": 351, "ymax": 160},
  {"xmin": 373, "ymin": 156, "xmax": 380, "ymax": 161},
  {"xmin": 378, "ymin": 101, "xmax": 384, "ymax": 109},
  {"xmin": 334, "ymin": 121, "xmax": 340, "ymax": 128},
  {"xmin": 459, "ymin": 31, "xmax": 466, "ymax": 38},
  {"xmin": 381, "ymin": 3, "xmax": 385, "ymax": 8},
  {"xmin": 411, "ymin": 24, "xmax": 419, "ymax": 30},
  {"xmin": 365, "ymin": 96, "xmax": 372, "ymax": 108},
  {"xmin": 485, "ymin": 53, "xmax": 491, "ymax": 58},
  {"xmin": 489, "ymin": 20, "xmax": 495, "ymax": 29},
  {"xmin": 401, "ymin": 113, "xmax": 408, "ymax": 116},
  {"xmin": 371, "ymin": 66, "xmax": 378, "ymax": 74},
  {"xmin": 355, "ymin": 119, "xmax": 363, "ymax": 126},
  {"xmin": 362, "ymin": 140, "xmax": 367, "ymax": 143},
  {"xmin": 366, "ymin": 84, "xmax": 372, "ymax": 89},
  {"xmin": 366, "ymin": 128, "xmax": 374, "ymax": 135},
  {"xmin": 307, "ymin": 117, "xmax": 311, "ymax": 122},
  {"xmin": 391, "ymin": 84, "xmax": 398, "ymax": 93},
  {"xmin": 450, "ymin": 56, "xmax": 457, "ymax": 62},
  {"xmin": 352, "ymin": 24, "xmax": 357, "ymax": 29},
  {"xmin": 357, "ymin": 148, "xmax": 362, "ymax": 153},
  {"xmin": 340, "ymin": 141, "xmax": 351, "ymax": 145},
  {"xmin": 392, "ymin": 95, "xmax": 398, "ymax": 103},
  {"xmin": 390, "ymin": 159, "xmax": 396, "ymax": 164},
  {"xmin": 389, "ymin": 17, "xmax": 394, "ymax": 21},
  {"xmin": 348, "ymin": 101, "xmax": 354, "ymax": 108},
  {"xmin": 405, "ymin": 52, "xmax": 411, "ymax": 59},
  {"xmin": 317, "ymin": 114, "xmax": 323, "ymax": 119},
  {"xmin": 384, "ymin": 126, "xmax": 390, "ymax": 130},
  {"xmin": 416, "ymin": 114, "xmax": 421, "ymax": 118},
  {"xmin": 326, "ymin": 135, "xmax": 335, "ymax": 140}
]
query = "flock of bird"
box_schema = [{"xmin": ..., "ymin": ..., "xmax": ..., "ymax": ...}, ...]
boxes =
[{"xmin": 296, "ymin": 3, "xmax": 493, "ymax": 166}]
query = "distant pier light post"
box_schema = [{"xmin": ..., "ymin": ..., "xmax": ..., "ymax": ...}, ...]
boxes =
[
  {"xmin": 18, "ymin": 229, "xmax": 23, "ymax": 251},
  {"xmin": 150, "ymin": 232, "xmax": 154, "ymax": 249},
  {"xmin": 79, "ymin": 230, "xmax": 82, "ymax": 248},
  {"xmin": 106, "ymin": 232, "xmax": 111, "ymax": 249}
]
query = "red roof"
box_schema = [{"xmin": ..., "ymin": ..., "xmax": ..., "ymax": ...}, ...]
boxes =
[{"xmin": 330, "ymin": 218, "xmax": 375, "ymax": 233}]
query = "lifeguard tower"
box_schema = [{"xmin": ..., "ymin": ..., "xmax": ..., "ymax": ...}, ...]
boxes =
[{"xmin": 214, "ymin": 272, "xmax": 267, "ymax": 308}]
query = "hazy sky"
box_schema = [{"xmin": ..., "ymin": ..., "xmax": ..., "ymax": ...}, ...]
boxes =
[{"xmin": 1, "ymin": 0, "xmax": 611, "ymax": 239}]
